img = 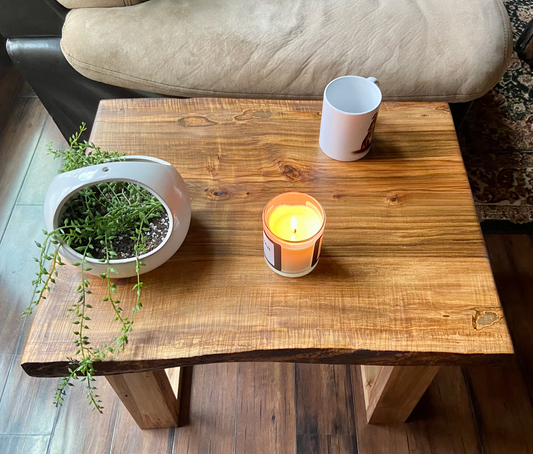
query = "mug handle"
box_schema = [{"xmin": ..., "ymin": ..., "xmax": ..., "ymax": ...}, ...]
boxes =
[{"xmin": 366, "ymin": 77, "xmax": 379, "ymax": 87}]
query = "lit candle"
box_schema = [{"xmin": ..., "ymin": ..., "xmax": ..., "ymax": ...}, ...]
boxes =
[{"xmin": 262, "ymin": 192, "xmax": 326, "ymax": 277}]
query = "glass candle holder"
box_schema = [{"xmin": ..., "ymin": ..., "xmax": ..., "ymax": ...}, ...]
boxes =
[{"xmin": 262, "ymin": 192, "xmax": 326, "ymax": 277}]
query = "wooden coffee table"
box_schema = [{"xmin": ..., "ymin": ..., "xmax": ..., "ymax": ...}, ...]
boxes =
[{"xmin": 22, "ymin": 98, "xmax": 514, "ymax": 429}]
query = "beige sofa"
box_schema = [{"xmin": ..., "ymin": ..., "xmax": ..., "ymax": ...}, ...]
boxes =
[
  {"xmin": 59, "ymin": 0, "xmax": 512, "ymax": 103},
  {"xmin": 3, "ymin": 0, "xmax": 512, "ymax": 140}
]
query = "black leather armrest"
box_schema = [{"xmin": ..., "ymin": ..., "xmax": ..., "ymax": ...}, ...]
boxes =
[
  {"xmin": 7, "ymin": 37, "xmax": 163, "ymax": 141},
  {"xmin": 0, "ymin": 0, "xmax": 67, "ymax": 38}
]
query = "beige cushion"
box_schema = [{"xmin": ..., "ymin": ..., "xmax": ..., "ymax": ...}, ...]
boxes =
[
  {"xmin": 57, "ymin": 0, "xmax": 147, "ymax": 8},
  {"xmin": 61, "ymin": 0, "xmax": 512, "ymax": 102}
]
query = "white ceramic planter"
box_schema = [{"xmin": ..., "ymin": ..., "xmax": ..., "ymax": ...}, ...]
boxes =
[{"xmin": 43, "ymin": 156, "xmax": 191, "ymax": 278}]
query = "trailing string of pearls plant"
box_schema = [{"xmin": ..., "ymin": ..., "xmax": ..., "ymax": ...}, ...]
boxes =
[{"xmin": 23, "ymin": 124, "xmax": 167, "ymax": 412}]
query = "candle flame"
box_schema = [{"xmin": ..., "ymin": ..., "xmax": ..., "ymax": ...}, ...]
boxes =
[{"xmin": 290, "ymin": 216, "xmax": 297, "ymax": 241}]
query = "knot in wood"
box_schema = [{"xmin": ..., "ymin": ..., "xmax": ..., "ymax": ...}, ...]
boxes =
[
  {"xmin": 178, "ymin": 116, "xmax": 217, "ymax": 127},
  {"xmin": 282, "ymin": 164, "xmax": 301, "ymax": 181},
  {"xmin": 234, "ymin": 109, "xmax": 272, "ymax": 121},
  {"xmin": 206, "ymin": 188, "xmax": 230, "ymax": 200},
  {"xmin": 387, "ymin": 194, "xmax": 399, "ymax": 204},
  {"xmin": 205, "ymin": 162, "xmax": 218, "ymax": 175},
  {"xmin": 253, "ymin": 110, "xmax": 272, "ymax": 118},
  {"xmin": 472, "ymin": 310, "xmax": 503, "ymax": 330}
]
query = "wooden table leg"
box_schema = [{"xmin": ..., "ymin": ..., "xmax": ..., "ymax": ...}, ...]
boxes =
[
  {"xmin": 359, "ymin": 365, "xmax": 440, "ymax": 424},
  {"xmin": 106, "ymin": 367, "xmax": 184, "ymax": 429}
]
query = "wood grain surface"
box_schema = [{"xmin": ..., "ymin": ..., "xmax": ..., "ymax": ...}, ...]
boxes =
[
  {"xmin": 352, "ymin": 365, "xmax": 483, "ymax": 454},
  {"xmin": 47, "ymin": 379, "xmax": 119, "ymax": 454},
  {"xmin": 173, "ymin": 363, "xmax": 238, "ymax": 453},
  {"xmin": 360, "ymin": 365, "xmax": 440, "ymax": 424},
  {"xmin": 110, "ymin": 403, "xmax": 174, "ymax": 454},
  {"xmin": 465, "ymin": 363, "xmax": 533, "ymax": 454},
  {"xmin": 0, "ymin": 206, "xmax": 50, "ymax": 397},
  {"xmin": 21, "ymin": 99, "xmax": 513, "ymax": 377},
  {"xmin": 0, "ymin": 55, "xmax": 24, "ymax": 133},
  {"xmin": 106, "ymin": 369, "xmax": 180, "ymax": 429},
  {"xmin": 0, "ymin": 96, "xmax": 47, "ymax": 239},
  {"xmin": 0, "ymin": 435, "xmax": 50, "ymax": 454},
  {"xmin": 484, "ymin": 233, "xmax": 533, "ymax": 407},
  {"xmin": 236, "ymin": 362, "xmax": 296, "ymax": 454},
  {"xmin": 295, "ymin": 364, "xmax": 357, "ymax": 454}
]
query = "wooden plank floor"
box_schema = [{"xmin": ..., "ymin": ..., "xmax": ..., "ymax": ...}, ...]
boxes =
[{"xmin": 1, "ymin": 57, "xmax": 533, "ymax": 454}]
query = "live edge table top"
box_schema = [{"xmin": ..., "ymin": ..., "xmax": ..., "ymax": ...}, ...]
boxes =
[{"xmin": 22, "ymin": 99, "xmax": 514, "ymax": 378}]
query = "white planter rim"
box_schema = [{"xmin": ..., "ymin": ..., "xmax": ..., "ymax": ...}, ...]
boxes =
[{"xmin": 44, "ymin": 155, "xmax": 192, "ymax": 278}]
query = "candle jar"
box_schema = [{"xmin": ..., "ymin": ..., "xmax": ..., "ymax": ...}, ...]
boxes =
[{"xmin": 262, "ymin": 192, "xmax": 326, "ymax": 277}]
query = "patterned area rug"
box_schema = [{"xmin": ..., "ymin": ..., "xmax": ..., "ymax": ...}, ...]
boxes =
[{"xmin": 458, "ymin": 0, "xmax": 533, "ymax": 224}]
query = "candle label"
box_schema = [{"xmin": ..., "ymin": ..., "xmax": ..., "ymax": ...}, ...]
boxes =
[
  {"xmin": 263, "ymin": 232, "xmax": 282, "ymax": 271},
  {"xmin": 312, "ymin": 235, "xmax": 323, "ymax": 267}
]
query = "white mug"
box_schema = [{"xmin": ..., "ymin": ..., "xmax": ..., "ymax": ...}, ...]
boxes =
[{"xmin": 319, "ymin": 76, "xmax": 382, "ymax": 162}]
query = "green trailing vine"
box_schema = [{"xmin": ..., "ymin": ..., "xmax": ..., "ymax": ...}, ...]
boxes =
[{"xmin": 23, "ymin": 124, "xmax": 165, "ymax": 412}]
